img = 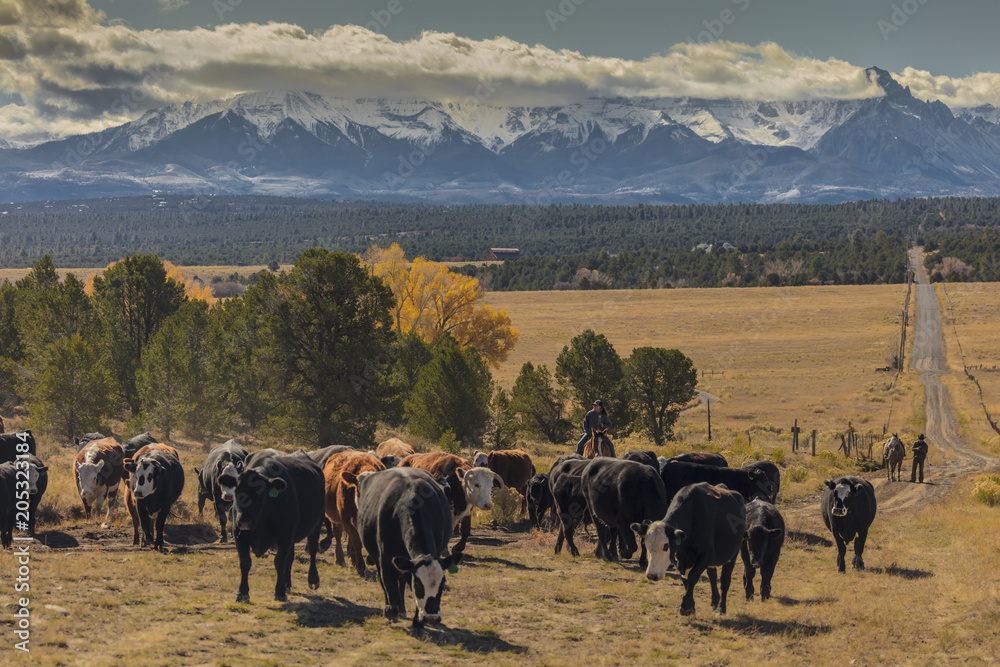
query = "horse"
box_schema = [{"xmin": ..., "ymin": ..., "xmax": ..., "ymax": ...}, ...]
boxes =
[
  {"xmin": 882, "ymin": 434, "xmax": 905, "ymax": 482},
  {"xmin": 583, "ymin": 429, "xmax": 614, "ymax": 459}
]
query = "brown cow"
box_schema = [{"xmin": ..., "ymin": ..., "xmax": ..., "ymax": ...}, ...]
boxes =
[
  {"xmin": 0, "ymin": 414, "xmax": 5, "ymax": 433},
  {"xmin": 324, "ymin": 451, "xmax": 386, "ymax": 576},
  {"xmin": 73, "ymin": 437, "xmax": 125, "ymax": 525},
  {"xmin": 472, "ymin": 449, "xmax": 535, "ymax": 515},
  {"xmin": 376, "ymin": 437, "xmax": 415, "ymax": 459},
  {"xmin": 399, "ymin": 452, "xmax": 502, "ymax": 554},
  {"xmin": 124, "ymin": 443, "xmax": 181, "ymax": 546}
]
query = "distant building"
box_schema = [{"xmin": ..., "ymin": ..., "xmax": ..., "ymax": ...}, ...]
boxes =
[{"xmin": 484, "ymin": 248, "xmax": 521, "ymax": 261}]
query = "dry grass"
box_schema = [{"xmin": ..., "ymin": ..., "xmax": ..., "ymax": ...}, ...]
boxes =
[{"xmin": 0, "ymin": 265, "xmax": 288, "ymax": 286}]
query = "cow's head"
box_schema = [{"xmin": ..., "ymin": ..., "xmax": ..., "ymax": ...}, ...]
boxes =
[
  {"xmin": 28, "ymin": 461, "xmax": 47, "ymax": 495},
  {"xmin": 744, "ymin": 524, "xmax": 783, "ymax": 568},
  {"xmin": 825, "ymin": 478, "xmax": 862, "ymax": 517},
  {"xmin": 471, "ymin": 451, "xmax": 489, "ymax": 468},
  {"xmin": 631, "ymin": 519, "xmax": 687, "ymax": 582},
  {"xmin": 217, "ymin": 461, "xmax": 240, "ymax": 503},
  {"xmin": 527, "ymin": 473, "xmax": 548, "ymax": 504},
  {"xmin": 457, "ymin": 467, "xmax": 502, "ymax": 510},
  {"xmin": 380, "ymin": 455, "xmax": 402, "ymax": 469},
  {"xmin": 126, "ymin": 457, "xmax": 164, "ymax": 500},
  {"xmin": 74, "ymin": 459, "xmax": 107, "ymax": 502},
  {"xmin": 234, "ymin": 468, "xmax": 286, "ymax": 531},
  {"xmin": 392, "ymin": 552, "xmax": 462, "ymax": 625},
  {"xmin": 657, "ymin": 456, "xmax": 668, "ymax": 471}
]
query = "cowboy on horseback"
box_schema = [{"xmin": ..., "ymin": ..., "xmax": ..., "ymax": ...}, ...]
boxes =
[{"xmin": 574, "ymin": 400, "xmax": 615, "ymax": 457}]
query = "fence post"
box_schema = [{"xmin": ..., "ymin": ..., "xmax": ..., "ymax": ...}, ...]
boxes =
[
  {"xmin": 791, "ymin": 419, "xmax": 799, "ymax": 453},
  {"xmin": 812, "ymin": 430, "xmax": 817, "ymax": 456}
]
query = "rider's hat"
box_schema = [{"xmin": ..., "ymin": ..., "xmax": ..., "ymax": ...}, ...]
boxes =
[{"xmin": 593, "ymin": 399, "xmax": 603, "ymax": 407}]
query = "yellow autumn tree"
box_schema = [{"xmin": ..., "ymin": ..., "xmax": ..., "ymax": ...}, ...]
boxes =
[{"xmin": 364, "ymin": 244, "xmax": 518, "ymax": 367}]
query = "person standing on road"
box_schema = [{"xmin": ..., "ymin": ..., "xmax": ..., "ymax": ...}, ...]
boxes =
[
  {"xmin": 574, "ymin": 400, "xmax": 613, "ymax": 456},
  {"xmin": 911, "ymin": 434, "xmax": 929, "ymax": 483}
]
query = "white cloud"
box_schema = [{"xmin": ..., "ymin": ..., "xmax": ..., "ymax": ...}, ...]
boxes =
[{"xmin": 0, "ymin": 0, "xmax": 998, "ymax": 143}]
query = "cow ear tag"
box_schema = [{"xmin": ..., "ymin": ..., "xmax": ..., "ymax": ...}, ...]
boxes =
[
  {"xmin": 268, "ymin": 488, "xmax": 281, "ymax": 498},
  {"xmin": 674, "ymin": 536, "xmax": 682, "ymax": 546},
  {"xmin": 449, "ymin": 563, "xmax": 458, "ymax": 574}
]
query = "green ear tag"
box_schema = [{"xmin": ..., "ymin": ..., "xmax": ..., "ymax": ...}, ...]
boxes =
[
  {"xmin": 449, "ymin": 563, "xmax": 459, "ymax": 575},
  {"xmin": 268, "ymin": 488, "xmax": 280, "ymax": 498},
  {"xmin": 674, "ymin": 537, "xmax": 682, "ymax": 546}
]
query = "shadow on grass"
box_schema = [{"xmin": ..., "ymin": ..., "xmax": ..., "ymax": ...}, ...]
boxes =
[
  {"xmin": 37, "ymin": 531, "xmax": 80, "ymax": 548},
  {"xmin": 459, "ymin": 554, "xmax": 552, "ymax": 572},
  {"xmin": 869, "ymin": 564, "xmax": 933, "ymax": 579},
  {"xmin": 420, "ymin": 624, "xmax": 528, "ymax": 655},
  {"xmin": 282, "ymin": 595, "xmax": 381, "ymax": 628},
  {"xmin": 786, "ymin": 530, "xmax": 833, "ymax": 548},
  {"xmin": 164, "ymin": 523, "xmax": 219, "ymax": 545},
  {"xmin": 712, "ymin": 614, "xmax": 832, "ymax": 637},
  {"xmin": 772, "ymin": 595, "xmax": 837, "ymax": 606},
  {"xmin": 465, "ymin": 536, "xmax": 506, "ymax": 547}
]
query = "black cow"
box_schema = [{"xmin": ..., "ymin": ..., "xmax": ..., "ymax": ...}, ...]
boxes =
[
  {"xmin": 233, "ymin": 449, "xmax": 325, "ymax": 602},
  {"xmin": 821, "ymin": 476, "xmax": 876, "ymax": 572},
  {"xmin": 357, "ymin": 467, "xmax": 461, "ymax": 628},
  {"xmin": 582, "ymin": 458, "xmax": 669, "ymax": 567},
  {"xmin": 299, "ymin": 444, "xmax": 354, "ymax": 468},
  {"xmin": 1, "ymin": 431, "xmax": 36, "ymax": 464},
  {"xmin": 633, "ymin": 482, "xmax": 746, "ymax": 616},
  {"xmin": 741, "ymin": 498, "xmax": 784, "ymax": 601},
  {"xmin": 621, "ymin": 450, "xmax": 659, "ymax": 470},
  {"xmin": 0, "ymin": 462, "xmax": 17, "ymax": 547},
  {"xmin": 526, "ymin": 472, "xmax": 555, "ymax": 529},
  {"xmin": 123, "ymin": 432, "xmax": 158, "ymax": 460},
  {"xmin": 661, "ymin": 461, "xmax": 770, "ymax": 504},
  {"xmin": 742, "ymin": 460, "xmax": 780, "ymax": 503},
  {"xmin": 667, "ymin": 451, "xmax": 728, "ymax": 467},
  {"xmin": 380, "ymin": 454, "xmax": 403, "ymax": 469},
  {"xmin": 74, "ymin": 432, "xmax": 106, "ymax": 452},
  {"xmin": 548, "ymin": 455, "xmax": 592, "ymax": 556},
  {"xmin": 195, "ymin": 440, "xmax": 249, "ymax": 543},
  {"xmin": 24, "ymin": 454, "xmax": 48, "ymax": 536},
  {"xmin": 124, "ymin": 449, "xmax": 185, "ymax": 551}
]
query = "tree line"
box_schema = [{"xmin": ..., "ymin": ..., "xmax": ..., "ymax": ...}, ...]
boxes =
[
  {"xmin": 0, "ymin": 250, "xmax": 696, "ymax": 451},
  {"xmin": 3, "ymin": 195, "xmax": 1000, "ymax": 269}
]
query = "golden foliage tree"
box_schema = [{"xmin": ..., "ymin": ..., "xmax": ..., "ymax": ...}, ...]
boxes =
[{"xmin": 364, "ymin": 244, "xmax": 518, "ymax": 367}]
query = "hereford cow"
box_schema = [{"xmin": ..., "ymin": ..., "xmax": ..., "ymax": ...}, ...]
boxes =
[
  {"xmin": 377, "ymin": 438, "xmax": 415, "ymax": 459},
  {"xmin": 124, "ymin": 444, "xmax": 185, "ymax": 551},
  {"xmin": 24, "ymin": 454, "xmax": 48, "ymax": 536},
  {"xmin": 583, "ymin": 458, "xmax": 669, "ymax": 567},
  {"xmin": 661, "ymin": 461, "xmax": 769, "ymax": 504},
  {"xmin": 547, "ymin": 455, "xmax": 592, "ymax": 556},
  {"xmin": 472, "ymin": 449, "xmax": 534, "ymax": 514},
  {"xmin": 399, "ymin": 452, "xmax": 501, "ymax": 554},
  {"xmin": 73, "ymin": 437, "xmax": 125, "ymax": 525},
  {"xmin": 526, "ymin": 472, "xmax": 555, "ymax": 529},
  {"xmin": 741, "ymin": 460, "xmax": 781, "ymax": 503},
  {"xmin": 196, "ymin": 440, "xmax": 249, "ymax": 543},
  {"xmin": 741, "ymin": 498, "xmax": 785, "ymax": 601},
  {"xmin": 666, "ymin": 451, "xmax": 729, "ymax": 467},
  {"xmin": 821, "ymin": 476, "xmax": 877, "ymax": 572},
  {"xmin": 357, "ymin": 467, "xmax": 461, "ymax": 628},
  {"xmin": 323, "ymin": 450, "xmax": 386, "ymax": 576},
  {"xmin": 1, "ymin": 431, "xmax": 36, "ymax": 464},
  {"xmin": 233, "ymin": 449, "xmax": 325, "ymax": 603},
  {"xmin": 633, "ymin": 482, "xmax": 746, "ymax": 616},
  {"xmin": 123, "ymin": 432, "xmax": 158, "ymax": 459}
]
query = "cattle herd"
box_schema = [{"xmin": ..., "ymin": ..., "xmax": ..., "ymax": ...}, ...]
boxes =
[{"xmin": 0, "ymin": 425, "xmax": 880, "ymax": 629}]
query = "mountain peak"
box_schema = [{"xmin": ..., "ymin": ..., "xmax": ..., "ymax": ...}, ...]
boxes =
[{"xmin": 866, "ymin": 66, "xmax": 911, "ymax": 101}]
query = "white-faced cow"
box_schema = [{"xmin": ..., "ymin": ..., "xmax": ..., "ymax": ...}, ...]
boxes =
[
  {"xmin": 740, "ymin": 498, "xmax": 785, "ymax": 601},
  {"xmin": 124, "ymin": 444, "xmax": 185, "ymax": 551},
  {"xmin": 821, "ymin": 476, "xmax": 877, "ymax": 572},
  {"xmin": 583, "ymin": 458, "xmax": 669, "ymax": 567},
  {"xmin": 73, "ymin": 437, "xmax": 125, "ymax": 526},
  {"xmin": 399, "ymin": 452, "xmax": 502, "ymax": 555},
  {"xmin": 0, "ymin": 462, "xmax": 17, "ymax": 548},
  {"xmin": 357, "ymin": 467, "xmax": 461, "ymax": 629},
  {"xmin": 24, "ymin": 454, "xmax": 48, "ymax": 536},
  {"xmin": 633, "ymin": 482, "xmax": 746, "ymax": 616},
  {"xmin": 195, "ymin": 439, "xmax": 249, "ymax": 543},
  {"xmin": 472, "ymin": 449, "xmax": 534, "ymax": 515},
  {"xmin": 233, "ymin": 449, "xmax": 326, "ymax": 603},
  {"xmin": 1, "ymin": 431, "xmax": 36, "ymax": 464}
]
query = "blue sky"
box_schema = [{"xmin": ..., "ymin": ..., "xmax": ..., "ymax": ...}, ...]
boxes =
[{"xmin": 1, "ymin": 0, "xmax": 998, "ymax": 143}]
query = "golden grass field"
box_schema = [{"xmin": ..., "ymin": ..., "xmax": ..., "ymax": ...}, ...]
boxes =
[{"xmin": 7, "ymin": 277, "xmax": 1000, "ymax": 665}]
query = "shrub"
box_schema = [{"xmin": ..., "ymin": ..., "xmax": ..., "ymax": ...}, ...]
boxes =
[
  {"xmin": 787, "ymin": 466, "xmax": 809, "ymax": 483},
  {"xmin": 488, "ymin": 488, "xmax": 522, "ymax": 528},
  {"xmin": 972, "ymin": 475, "xmax": 1000, "ymax": 506},
  {"xmin": 438, "ymin": 429, "xmax": 461, "ymax": 455},
  {"xmin": 817, "ymin": 451, "xmax": 841, "ymax": 466},
  {"xmin": 771, "ymin": 447, "xmax": 786, "ymax": 466}
]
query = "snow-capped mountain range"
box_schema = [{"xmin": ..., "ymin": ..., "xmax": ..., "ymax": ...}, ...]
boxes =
[{"xmin": 2, "ymin": 67, "xmax": 999, "ymax": 204}]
